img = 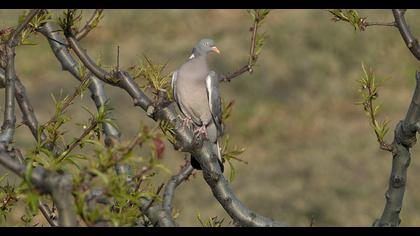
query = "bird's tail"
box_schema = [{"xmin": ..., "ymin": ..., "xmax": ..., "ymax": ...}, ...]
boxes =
[{"xmin": 190, "ymin": 141, "xmax": 224, "ymax": 173}]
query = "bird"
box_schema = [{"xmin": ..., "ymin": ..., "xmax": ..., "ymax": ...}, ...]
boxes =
[{"xmin": 171, "ymin": 38, "xmax": 224, "ymax": 172}]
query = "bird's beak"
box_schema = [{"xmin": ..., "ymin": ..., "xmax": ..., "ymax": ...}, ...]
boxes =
[{"xmin": 211, "ymin": 46, "xmax": 220, "ymax": 54}]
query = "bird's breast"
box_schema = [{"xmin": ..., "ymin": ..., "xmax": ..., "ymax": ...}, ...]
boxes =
[{"xmin": 176, "ymin": 78, "xmax": 212, "ymax": 125}]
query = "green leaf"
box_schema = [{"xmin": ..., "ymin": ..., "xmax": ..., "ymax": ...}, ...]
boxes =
[
  {"xmin": 24, "ymin": 161, "xmax": 33, "ymax": 186},
  {"xmin": 90, "ymin": 169, "xmax": 109, "ymax": 185},
  {"xmin": 227, "ymin": 159, "xmax": 236, "ymax": 182},
  {"xmin": 247, "ymin": 10, "xmax": 256, "ymax": 21},
  {"xmin": 26, "ymin": 191, "xmax": 39, "ymax": 214},
  {"xmin": 0, "ymin": 173, "xmax": 8, "ymax": 183},
  {"xmin": 154, "ymin": 164, "xmax": 172, "ymax": 175}
]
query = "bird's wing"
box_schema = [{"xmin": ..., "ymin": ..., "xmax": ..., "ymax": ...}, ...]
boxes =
[
  {"xmin": 205, "ymin": 71, "xmax": 224, "ymax": 136},
  {"xmin": 172, "ymin": 67, "xmax": 200, "ymax": 125},
  {"xmin": 171, "ymin": 70, "xmax": 178, "ymax": 104}
]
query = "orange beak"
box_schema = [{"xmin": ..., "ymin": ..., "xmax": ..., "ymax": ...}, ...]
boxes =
[{"xmin": 211, "ymin": 46, "xmax": 220, "ymax": 54}]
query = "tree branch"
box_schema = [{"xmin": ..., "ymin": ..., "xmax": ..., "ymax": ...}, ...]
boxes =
[
  {"xmin": 1, "ymin": 16, "xmax": 79, "ymax": 225},
  {"xmin": 63, "ymin": 31, "xmax": 285, "ymax": 226},
  {"xmin": 0, "ymin": 68, "xmax": 47, "ymax": 144},
  {"xmin": 0, "ymin": 144, "xmax": 77, "ymax": 226},
  {"xmin": 0, "ymin": 66, "xmax": 67, "ymax": 227},
  {"xmin": 39, "ymin": 22, "xmax": 121, "ymax": 147},
  {"xmin": 162, "ymin": 163, "xmax": 194, "ymax": 215},
  {"xmin": 66, "ymin": 36, "xmax": 153, "ymax": 111},
  {"xmin": 392, "ymin": 9, "xmax": 420, "ymax": 61},
  {"xmin": 57, "ymin": 120, "xmax": 98, "ymax": 163},
  {"xmin": 364, "ymin": 21, "xmax": 396, "ymax": 27},
  {"xmin": 139, "ymin": 198, "xmax": 177, "ymax": 227},
  {"xmin": 40, "ymin": 22, "xmax": 131, "ymax": 198},
  {"xmin": 220, "ymin": 15, "xmax": 259, "ymax": 82},
  {"xmin": 75, "ymin": 9, "xmax": 104, "ymax": 41},
  {"xmin": 373, "ymin": 71, "xmax": 420, "ymax": 226},
  {"xmin": 0, "ymin": 10, "xmax": 41, "ymax": 144},
  {"xmin": 38, "ymin": 201, "xmax": 58, "ymax": 227}
]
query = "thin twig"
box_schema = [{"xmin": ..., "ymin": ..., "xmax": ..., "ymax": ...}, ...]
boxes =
[
  {"xmin": 364, "ymin": 21, "xmax": 396, "ymax": 27},
  {"xmin": 142, "ymin": 183, "xmax": 164, "ymax": 213},
  {"xmin": 220, "ymin": 14, "xmax": 260, "ymax": 82},
  {"xmin": 57, "ymin": 120, "xmax": 98, "ymax": 162},
  {"xmin": 38, "ymin": 201, "xmax": 58, "ymax": 227},
  {"xmin": 365, "ymin": 82, "xmax": 393, "ymax": 152},
  {"xmin": 42, "ymin": 76, "xmax": 90, "ymax": 130},
  {"xmin": 116, "ymin": 45, "xmax": 120, "ymax": 72},
  {"xmin": 75, "ymin": 9, "xmax": 103, "ymax": 40}
]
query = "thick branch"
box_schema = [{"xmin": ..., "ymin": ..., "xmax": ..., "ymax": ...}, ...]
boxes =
[
  {"xmin": 0, "ymin": 145, "xmax": 77, "ymax": 226},
  {"xmin": 140, "ymin": 198, "xmax": 177, "ymax": 227},
  {"xmin": 64, "ymin": 32, "xmax": 285, "ymax": 227},
  {"xmin": 66, "ymin": 36, "xmax": 153, "ymax": 111},
  {"xmin": 373, "ymin": 71, "xmax": 420, "ymax": 226},
  {"xmin": 393, "ymin": 9, "xmax": 420, "ymax": 61},
  {"xmin": 39, "ymin": 22, "xmax": 121, "ymax": 147},
  {"xmin": 1, "ymin": 10, "xmax": 41, "ymax": 144},
  {"xmin": 162, "ymin": 163, "xmax": 194, "ymax": 214},
  {"xmin": 0, "ymin": 68, "xmax": 47, "ymax": 143},
  {"xmin": 0, "ymin": 67, "xmax": 66, "ymax": 227}
]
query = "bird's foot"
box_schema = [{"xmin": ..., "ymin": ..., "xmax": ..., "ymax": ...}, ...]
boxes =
[
  {"xmin": 178, "ymin": 115, "xmax": 193, "ymax": 129},
  {"xmin": 194, "ymin": 125, "xmax": 208, "ymax": 139}
]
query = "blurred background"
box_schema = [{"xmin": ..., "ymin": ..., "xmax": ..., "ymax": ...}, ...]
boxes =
[{"xmin": 1, "ymin": 9, "xmax": 420, "ymax": 226}]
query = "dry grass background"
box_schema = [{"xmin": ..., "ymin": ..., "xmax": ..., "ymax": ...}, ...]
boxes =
[{"xmin": 1, "ymin": 9, "xmax": 420, "ymax": 226}]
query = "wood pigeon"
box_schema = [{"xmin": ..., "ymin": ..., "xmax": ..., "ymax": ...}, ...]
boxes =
[{"xmin": 171, "ymin": 38, "xmax": 224, "ymax": 172}]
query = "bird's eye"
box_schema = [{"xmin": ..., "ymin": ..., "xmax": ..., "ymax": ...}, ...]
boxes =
[{"xmin": 204, "ymin": 42, "xmax": 210, "ymax": 46}]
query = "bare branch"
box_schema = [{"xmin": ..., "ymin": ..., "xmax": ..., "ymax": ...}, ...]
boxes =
[
  {"xmin": 373, "ymin": 71, "xmax": 420, "ymax": 226},
  {"xmin": 39, "ymin": 201, "xmax": 58, "ymax": 227},
  {"xmin": 220, "ymin": 17, "xmax": 258, "ymax": 82},
  {"xmin": 66, "ymin": 36, "xmax": 153, "ymax": 111},
  {"xmin": 393, "ymin": 9, "xmax": 420, "ymax": 61},
  {"xmin": 39, "ymin": 22, "xmax": 121, "ymax": 147},
  {"xmin": 364, "ymin": 21, "xmax": 396, "ymax": 27},
  {"xmin": 75, "ymin": 9, "xmax": 104, "ymax": 41},
  {"xmin": 140, "ymin": 198, "xmax": 177, "ymax": 227},
  {"xmin": 0, "ymin": 68, "xmax": 48, "ymax": 144},
  {"xmin": 0, "ymin": 10, "xmax": 41, "ymax": 144},
  {"xmin": 162, "ymin": 163, "xmax": 194, "ymax": 214}
]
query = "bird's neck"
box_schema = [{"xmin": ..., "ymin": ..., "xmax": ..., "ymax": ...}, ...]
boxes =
[
  {"xmin": 190, "ymin": 53, "xmax": 207, "ymax": 63},
  {"xmin": 190, "ymin": 48, "xmax": 208, "ymax": 60}
]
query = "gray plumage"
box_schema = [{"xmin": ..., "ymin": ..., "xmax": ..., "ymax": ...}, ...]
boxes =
[{"xmin": 172, "ymin": 38, "xmax": 224, "ymax": 171}]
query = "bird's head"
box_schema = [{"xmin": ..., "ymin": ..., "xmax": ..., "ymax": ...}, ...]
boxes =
[{"xmin": 191, "ymin": 38, "xmax": 220, "ymax": 58}]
